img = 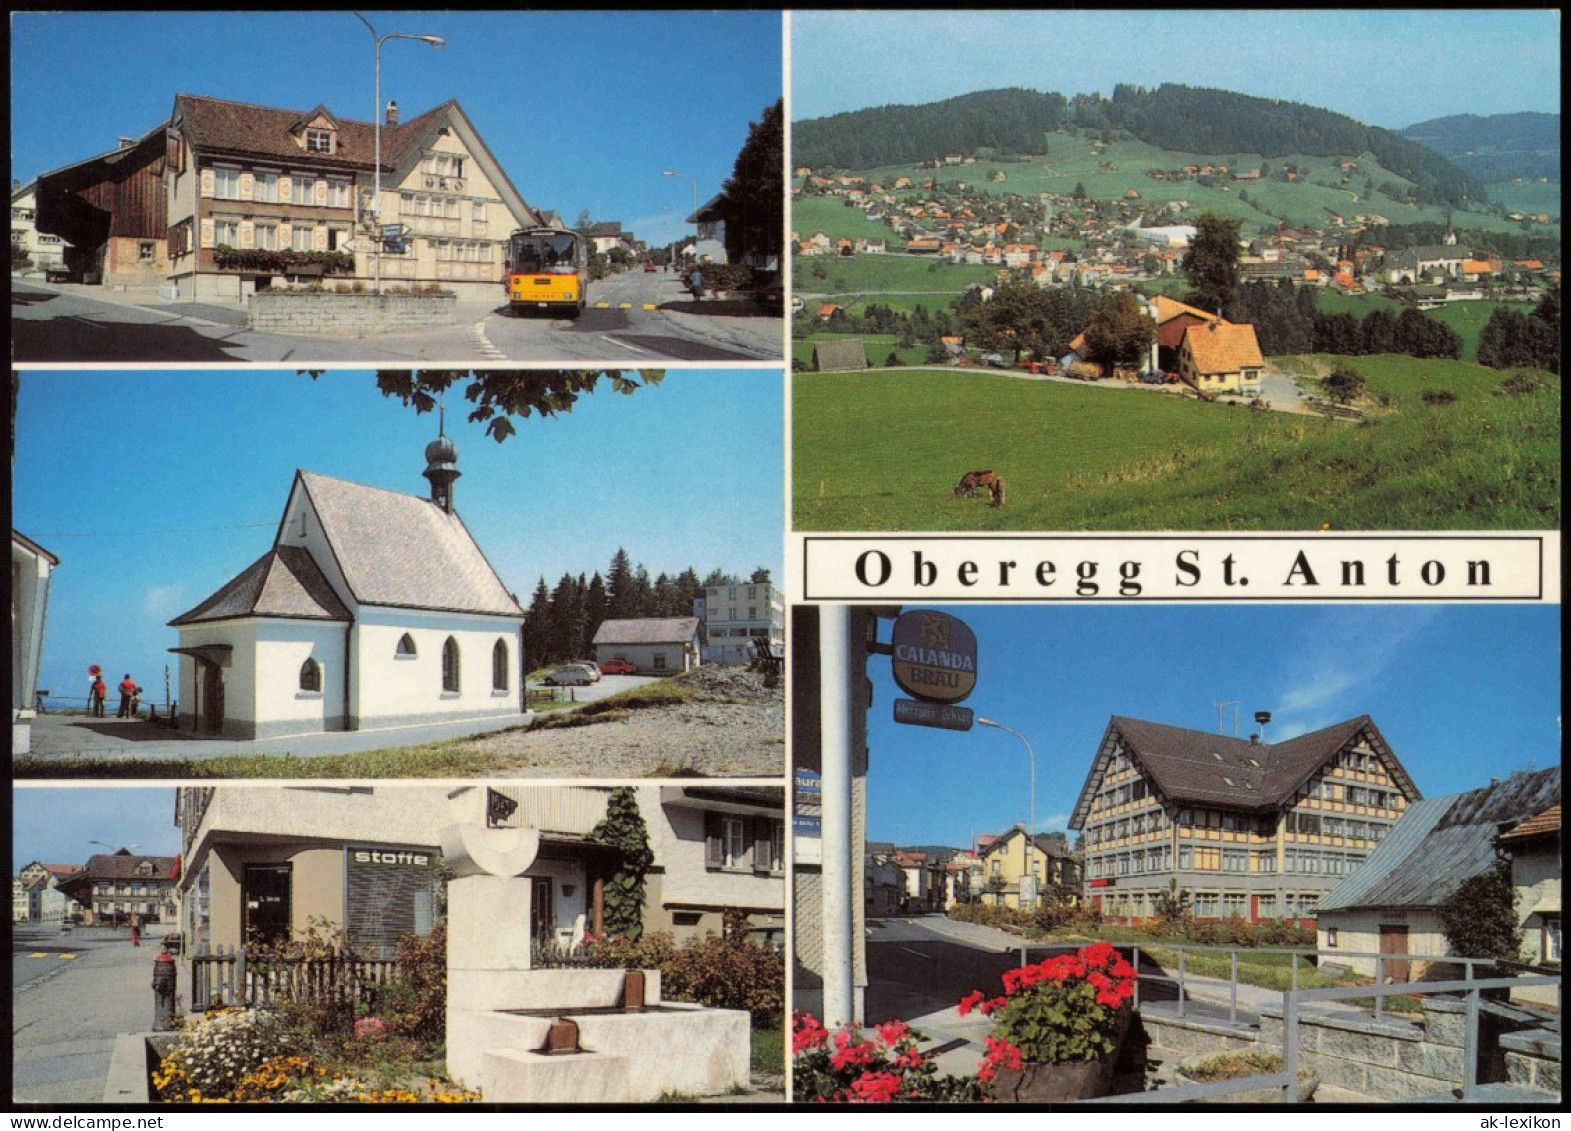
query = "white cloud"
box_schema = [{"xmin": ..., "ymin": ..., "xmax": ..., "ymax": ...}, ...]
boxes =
[
  {"xmin": 143, "ymin": 584, "xmax": 184, "ymax": 618},
  {"xmin": 1271, "ymin": 608, "xmax": 1442, "ymax": 739}
]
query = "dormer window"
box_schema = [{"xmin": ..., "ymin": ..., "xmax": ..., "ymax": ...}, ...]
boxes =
[{"xmin": 306, "ymin": 128, "xmax": 335, "ymax": 155}]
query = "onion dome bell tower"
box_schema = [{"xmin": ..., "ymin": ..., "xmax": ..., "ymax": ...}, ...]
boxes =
[{"xmin": 423, "ymin": 407, "xmax": 461, "ymax": 514}]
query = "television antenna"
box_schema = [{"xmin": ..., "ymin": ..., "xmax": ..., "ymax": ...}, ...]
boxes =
[{"xmin": 1214, "ymin": 700, "xmax": 1241, "ymax": 736}]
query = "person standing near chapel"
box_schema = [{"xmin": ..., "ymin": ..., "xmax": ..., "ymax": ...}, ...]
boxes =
[{"xmin": 117, "ymin": 673, "xmax": 137, "ymax": 718}]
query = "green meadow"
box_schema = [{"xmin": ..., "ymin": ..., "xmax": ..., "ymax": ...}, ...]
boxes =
[{"xmin": 792, "ymin": 359, "xmax": 1559, "ymax": 532}]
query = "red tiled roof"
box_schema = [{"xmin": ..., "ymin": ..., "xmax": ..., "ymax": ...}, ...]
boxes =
[
  {"xmin": 1500, "ymin": 803, "xmax": 1560, "ymax": 843},
  {"xmin": 1182, "ymin": 321, "xmax": 1265, "ymax": 375}
]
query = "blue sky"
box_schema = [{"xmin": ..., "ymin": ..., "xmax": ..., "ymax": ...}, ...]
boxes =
[
  {"xmin": 10, "ymin": 10, "xmax": 781, "ymax": 250},
  {"xmin": 792, "ymin": 11, "xmax": 1561, "ymax": 128},
  {"xmin": 13, "ymin": 788, "xmax": 181, "ymax": 869},
  {"xmin": 865, "ymin": 604, "xmax": 1561, "ymax": 849},
  {"xmin": 12, "ymin": 370, "xmax": 783, "ymax": 709}
]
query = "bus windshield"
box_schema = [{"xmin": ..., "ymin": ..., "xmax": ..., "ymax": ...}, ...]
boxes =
[{"xmin": 510, "ymin": 232, "xmax": 580, "ymax": 275}]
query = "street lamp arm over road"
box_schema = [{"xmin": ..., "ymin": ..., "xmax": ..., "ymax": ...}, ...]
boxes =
[
  {"xmin": 976, "ymin": 716, "xmax": 1038, "ymax": 907},
  {"xmin": 662, "ymin": 169, "xmax": 699, "ymax": 260},
  {"xmin": 354, "ymin": 12, "xmax": 445, "ymax": 295}
]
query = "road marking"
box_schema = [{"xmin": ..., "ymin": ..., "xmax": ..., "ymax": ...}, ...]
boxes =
[
  {"xmin": 898, "ymin": 946, "xmax": 931, "ymax": 959},
  {"xmin": 470, "ymin": 321, "xmax": 506, "ymax": 360},
  {"xmin": 641, "ymin": 303, "xmax": 656, "ymax": 310},
  {"xmin": 617, "ymin": 302, "xmax": 633, "ymax": 309},
  {"xmin": 601, "ymin": 335, "xmax": 655, "ymax": 357},
  {"xmin": 595, "ymin": 302, "xmax": 611, "ymax": 309}
]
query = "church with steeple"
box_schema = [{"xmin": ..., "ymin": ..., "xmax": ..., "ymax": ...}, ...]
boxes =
[{"xmin": 168, "ymin": 423, "xmax": 527, "ymax": 740}]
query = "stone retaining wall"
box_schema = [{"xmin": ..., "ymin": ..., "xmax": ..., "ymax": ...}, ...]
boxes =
[
  {"xmin": 249, "ymin": 292, "xmax": 457, "ymax": 337},
  {"xmin": 1502, "ymin": 1028, "xmax": 1562, "ymax": 1095}
]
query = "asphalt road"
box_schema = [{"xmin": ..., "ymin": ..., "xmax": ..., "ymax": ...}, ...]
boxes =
[
  {"xmin": 864, "ymin": 915, "xmax": 1020, "ymax": 1025},
  {"xmin": 11, "ymin": 274, "xmax": 778, "ymax": 364},
  {"xmin": 12, "ymin": 923, "xmax": 159, "ymax": 1103}
]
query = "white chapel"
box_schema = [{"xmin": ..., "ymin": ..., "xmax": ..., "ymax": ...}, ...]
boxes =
[{"xmin": 168, "ymin": 426, "xmax": 527, "ymax": 740}]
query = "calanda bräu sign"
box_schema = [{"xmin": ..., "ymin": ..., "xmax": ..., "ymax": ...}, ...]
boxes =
[{"xmin": 890, "ymin": 610, "xmax": 977, "ymax": 704}]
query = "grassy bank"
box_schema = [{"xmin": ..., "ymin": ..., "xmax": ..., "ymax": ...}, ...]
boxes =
[{"xmin": 794, "ymin": 358, "xmax": 1559, "ymax": 531}]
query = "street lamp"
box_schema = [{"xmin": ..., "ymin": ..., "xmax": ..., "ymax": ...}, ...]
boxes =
[
  {"xmin": 354, "ymin": 13, "xmax": 444, "ymax": 295},
  {"xmin": 661, "ymin": 169, "xmax": 699, "ymax": 262},
  {"xmin": 976, "ymin": 717, "xmax": 1037, "ymax": 909}
]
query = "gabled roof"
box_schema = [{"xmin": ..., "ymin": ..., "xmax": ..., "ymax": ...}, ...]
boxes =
[
  {"xmin": 173, "ymin": 94, "xmax": 378, "ymax": 167},
  {"xmin": 169, "ymin": 545, "xmax": 350, "ymax": 626},
  {"xmin": 290, "ymin": 471, "xmax": 524, "ymax": 617},
  {"xmin": 84, "ymin": 852, "xmax": 180, "ymax": 881},
  {"xmin": 1181, "ymin": 321, "xmax": 1265, "ymax": 374},
  {"xmin": 592, "ymin": 617, "xmax": 704, "ymax": 646},
  {"xmin": 1150, "ymin": 295, "xmax": 1220, "ymax": 325},
  {"xmin": 1070, "ymin": 714, "xmax": 1419, "ymax": 829},
  {"xmin": 1318, "ymin": 768, "xmax": 1560, "ymax": 913}
]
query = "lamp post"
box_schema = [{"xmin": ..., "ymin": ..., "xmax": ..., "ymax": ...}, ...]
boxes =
[
  {"xmin": 977, "ymin": 717, "xmax": 1038, "ymax": 910},
  {"xmin": 354, "ymin": 13, "xmax": 444, "ymax": 295},
  {"xmin": 661, "ymin": 169, "xmax": 698, "ymax": 264}
]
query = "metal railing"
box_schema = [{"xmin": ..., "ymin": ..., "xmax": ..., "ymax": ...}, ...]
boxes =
[
  {"xmin": 1019, "ymin": 941, "xmax": 1529, "ymax": 1025},
  {"xmin": 1054, "ymin": 942, "xmax": 1562, "ymax": 1104}
]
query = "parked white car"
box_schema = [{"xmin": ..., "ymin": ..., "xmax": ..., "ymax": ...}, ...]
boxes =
[{"xmin": 542, "ymin": 664, "xmax": 595, "ymax": 687}]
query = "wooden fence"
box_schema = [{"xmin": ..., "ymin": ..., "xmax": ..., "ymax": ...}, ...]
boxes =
[{"xmin": 189, "ymin": 945, "xmax": 402, "ymax": 1012}]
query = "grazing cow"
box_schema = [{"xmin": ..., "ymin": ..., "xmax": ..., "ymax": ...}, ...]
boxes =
[
  {"xmin": 954, "ymin": 470, "xmax": 998, "ymax": 498},
  {"xmin": 989, "ymin": 477, "xmax": 1006, "ymax": 507}
]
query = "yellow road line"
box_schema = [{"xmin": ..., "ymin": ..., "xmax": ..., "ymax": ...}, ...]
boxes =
[
  {"xmin": 594, "ymin": 302, "xmax": 611, "ymax": 308},
  {"xmin": 618, "ymin": 302, "xmax": 633, "ymax": 309},
  {"xmin": 641, "ymin": 303, "xmax": 656, "ymax": 310}
]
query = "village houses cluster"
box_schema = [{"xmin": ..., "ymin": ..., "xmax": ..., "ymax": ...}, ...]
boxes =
[{"xmin": 793, "ymin": 160, "xmax": 1557, "ymax": 306}]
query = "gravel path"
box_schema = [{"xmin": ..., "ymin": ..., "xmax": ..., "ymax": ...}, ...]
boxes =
[{"xmin": 451, "ymin": 667, "xmax": 785, "ymax": 778}]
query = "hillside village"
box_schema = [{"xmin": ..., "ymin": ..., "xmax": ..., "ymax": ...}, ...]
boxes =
[{"xmin": 794, "ymin": 161, "xmax": 1558, "ymax": 308}]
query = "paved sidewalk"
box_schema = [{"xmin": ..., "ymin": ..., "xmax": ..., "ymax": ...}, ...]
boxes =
[
  {"xmin": 12, "ymin": 928, "xmax": 164, "ymax": 1103},
  {"xmin": 20, "ymin": 710, "xmax": 532, "ymax": 765}
]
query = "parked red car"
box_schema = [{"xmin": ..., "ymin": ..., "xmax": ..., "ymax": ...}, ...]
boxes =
[
  {"xmin": 599, "ymin": 657, "xmax": 637, "ymax": 675},
  {"xmin": 643, "ymin": 261, "xmax": 657, "ymax": 273}
]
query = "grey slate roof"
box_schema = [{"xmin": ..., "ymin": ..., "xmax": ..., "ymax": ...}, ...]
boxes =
[
  {"xmin": 170, "ymin": 545, "xmax": 350, "ymax": 626},
  {"xmin": 294, "ymin": 472, "xmax": 523, "ymax": 617},
  {"xmin": 592, "ymin": 617, "xmax": 703, "ymax": 646},
  {"xmin": 1072, "ymin": 715, "xmax": 1416, "ymax": 828},
  {"xmin": 1317, "ymin": 767, "xmax": 1560, "ymax": 913}
]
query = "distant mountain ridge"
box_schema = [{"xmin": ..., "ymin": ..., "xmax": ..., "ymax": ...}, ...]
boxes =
[
  {"xmin": 796, "ymin": 84, "xmax": 1486, "ymax": 205},
  {"xmin": 1400, "ymin": 112, "xmax": 1560, "ymax": 183}
]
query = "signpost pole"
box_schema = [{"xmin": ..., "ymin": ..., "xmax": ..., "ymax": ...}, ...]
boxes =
[{"xmin": 819, "ymin": 605, "xmax": 856, "ymax": 1030}]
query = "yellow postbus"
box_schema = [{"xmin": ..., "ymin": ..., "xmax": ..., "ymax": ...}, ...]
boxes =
[{"xmin": 504, "ymin": 227, "xmax": 589, "ymax": 318}]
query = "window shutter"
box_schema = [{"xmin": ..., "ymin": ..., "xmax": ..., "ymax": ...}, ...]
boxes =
[
  {"xmin": 278, "ymin": 221, "xmax": 292, "ymax": 247},
  {"xmin": 704, "ymin": 812, "xmax": 722, "ymax": 868},
  {"xmin": 313, "ymin": 226, "xmax": 328, "ymax": 252},
  {"xmin": 238, "ymin": 220, "xmax": 254, "ymax": 250},
  {"xmin": 239, "ymin": 172, "xmax": 254, "ymax": 202},
  {"xmin": 315, "ymin": 179, "xmax": 328, "ymax": 206},
  {"xmin": 279, "ymin": 175, "xmax": 292, "ymax": 202},
  {"xmin": 200, "ymin": 168, "xmax": 214, "ymax": 198},
  {"xmin": 199, "ymin": 218, "xmax": 215, "ymax": 248},
  {"xmin": 753, "ymin": 819, "xmax": 772, "ymax": 873}
]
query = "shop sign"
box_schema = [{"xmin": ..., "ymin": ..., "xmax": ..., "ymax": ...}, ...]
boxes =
[
  {"xmin": 890, "ymin": 610, "xmax": 977, "ymax": 704},
  {"xmin": 893, "ymin": 697, "xmax": 975, "ymax": 731}
]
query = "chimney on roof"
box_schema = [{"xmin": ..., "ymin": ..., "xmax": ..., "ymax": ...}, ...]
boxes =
[
  {"xmin": 386, "ymin": 100, "xmax": 399, "ymax": 127},
  {"xmin": 117, "ymin": 137, "xmax": 136, "ymax": 150},
  {"xmin": 1250, "ymin": 733, "xmax": 1260, "ymax": 745}
]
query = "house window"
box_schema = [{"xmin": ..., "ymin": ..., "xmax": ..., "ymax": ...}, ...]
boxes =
[
  {"xmin": 723, "ymin": 817, "xmax": 747, "ymax": 868},
  {"xmin": 255, "ymin": 222, "xmax": 278, "ymax": 251},
  {"xmin": 396, "ymin": 634, "xmax": 417, "ymax": 658},
  {"xmin": 472, "ymin": 200, "xmax": 487, "ymax": 222},
  {"xmin": 213, "ymin": 167, "xmax": 241, "ymax": 200},
  {"xmin": 254, "ymin": 172, "xmax": 279, "ymax": 203},
  {"xmin": 492, "ymin": 639, "xmax": 509, "ymax": 691},
  {"xmin": 291, "ymin": 177, "xmax": 313, "ymax": 205},
  {"xmin": 442, "ymin": 637, "xmax": 460, "ymax": 693},
  {"xmin": 299, "ymin": 658, "xmax": 321, "ymax": 692},
  {"xmin": 214, "ymin": 217, "xmax": 240, "ymax": 246},
  {"xmin": 138, "ymin": 241, "xmax": 156, "ymax": 261},
  {"xmin": 291, "ymin": 226, "xmax": 314, "ymax": 252},
  {"xmin": 328, "ymin": 179, "xmax": 351, "ymax": 209},
  {"xmin": 306, "ymin": 129, "xmax": 334, "ymax": 154},
  {"xmin": 1327, "ymin": 927, "xmax": 1339, "ymax": 947},
  {"xmin": 652, "ymin": 654, "xmax": 667, "ymax": 671},
  {"xmin": 1543, "ymin": 918, "xmax": 1562, "ymax": 963}
]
